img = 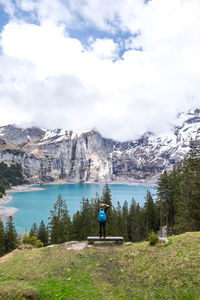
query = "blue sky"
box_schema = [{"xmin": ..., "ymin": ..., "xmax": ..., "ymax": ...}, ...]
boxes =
[
  {"xmin": 0, "ymin": 1, "xmax": 137, "ymax": 56},
  {"xmin": 0, "ymin": 0, "xmax": 199, "ymax": 141},
  {"xmin": 0, "ymin": 6, "xmax": 8, "ymax": 30}
]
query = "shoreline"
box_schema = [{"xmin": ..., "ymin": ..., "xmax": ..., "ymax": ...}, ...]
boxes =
[
  {"xmin": 0, "ymin": 194, "xmax": 17, "ymax": 222},
  {"xmin": 41, "ymin": 178, "xmax": 157, "ymax": 187},
  {"xmin": 0, "ymin": 185, "xmax": 46, "ymax": 222},
  {"xmin": 0, "ymin": 180, "xmax": 157, "ymax": 222},
  {"xmin": 7, "ymin": 184, "xmax": 46, "ymax": 194}
]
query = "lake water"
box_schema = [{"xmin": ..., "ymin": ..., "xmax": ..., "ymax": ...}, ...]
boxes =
[{"xmin": 5, "ymin": 183, "xmax": 156, "ymax": 233}]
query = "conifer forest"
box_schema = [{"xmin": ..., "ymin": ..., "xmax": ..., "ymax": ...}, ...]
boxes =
[{"xmin": 0, "ymin": 141, "xmax": 200, "ymax": 256}]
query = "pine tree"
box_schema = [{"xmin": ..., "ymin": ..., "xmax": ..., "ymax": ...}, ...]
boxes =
[
  {"xmin": 0, "ymin": 219, "xmax": 5, "ymax": 256},
  {"xmin": 71, "ymin": 211, "xmax": 82, "ymax": 240},
  {"xmin": 127, "ymin": 199, "xmax": 136, "ymax": 242},
  {"xmin": 127, "ymin": 199, "xmax": 145, "ymax": 242},
  {"xmin": 114, "ymin": 201, "xmax": 124, "ymax": 236},
  {"xmin": 156, "ymin": 140, "xmax": 200, "ymax": 235},
  {"xmin": 78, "ymin": 198, "xmax": 93, "ymax": 240},
  {"xmin": 186, "ymin": 141, "xmax": 200, "ymax": 230},
  {"xmin": 38, "ymin": 220, "xmax": 48, "ymax": 246},
  {"xmin": 121, "ymin": 200, "xmax": 129, "ymax": 241},
  {"xmin": 90, "ymin": 196, "xmax": 100, "ymax": 236},
  {"xmin": 49, "ymin": 194, "xmax": 71, "ymax": 244},
  {"xmin": 157, "ymin": 170, "xmax": 174, "ymax": 235},
  {"xmin": 101, "ymin": 184, "xmax": 115, "ymax": 235},
  {"xmin": 102, "ymin": 184, "xmax": 112, "ymax": 206},
  {"xmin": 5, "ymin": 216, "xmax": 18, "ymax": 253},
  {"xmin": 134, "ymin": 203, "xmax": 145, "ymax": 242},
  {"xmin": 29, "ymin": 222, "xmax": 38, "ymax": 237},
  {"xmin": 175, "ymin": 141, "xmax": 200, "ymax": 233},
  {"xmin": 144, "ymin": 191, "xmax": 158, "ymax": 238},
  {"xmin": 70, "ymin": 195, "xmax": 99, "ymax": 240},
  {"xmin": 60, "ymin": 206, "xmax": 71, "ymax": 242},
  {"xmin": 49, "ymin": 215, "xmax": 60, "ymax": 244}
]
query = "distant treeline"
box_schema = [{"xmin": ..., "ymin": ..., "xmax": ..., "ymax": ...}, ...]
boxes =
[
  {"xmin": 0, "ymin": 186, "xmax": 159, "ymax": 256},
  {"xmin": 0, "ymin": 161, "xmax": 27, "ymax": 197},
  {"xmin": 47, "ymin": 186, "xmax": 159, "ymax": 244},
  {"xmin": 1, "ymin": 141, "xmax": 200, "ymax": 256}
]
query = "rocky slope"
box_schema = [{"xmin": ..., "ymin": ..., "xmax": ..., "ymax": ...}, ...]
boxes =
[{"xmin": 0, "ymin": 109, "xmax": 200, "ymax": 184}]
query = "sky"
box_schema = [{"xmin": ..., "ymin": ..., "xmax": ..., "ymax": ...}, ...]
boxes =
[{"xmin": 0, "ymin": 0, "xmax": 199, "ymax": 141}]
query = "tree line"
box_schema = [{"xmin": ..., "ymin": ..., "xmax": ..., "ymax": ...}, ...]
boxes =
[
  {"xmin": 0, "ymin": 185, "xmax": 159, "ymax": 256},
  {"xmin": 157, "ymin": 141, "xmax": 200, "ymax": 235},
  {"xmin": 0, "ymin": 161, "xmax": 27, "ymax": 197},
  {"xmin": 31, "ymin": 185, "xmax": 159, "ymax": 244},
  {"xmin": 0, "ymin": 141, "xmax": 200, "ymax": 256}
]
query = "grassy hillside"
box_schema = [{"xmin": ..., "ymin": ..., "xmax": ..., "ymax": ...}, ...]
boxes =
[{"xmin": 0, "ymin": 232, "xmax": 200, "ymax": 300}]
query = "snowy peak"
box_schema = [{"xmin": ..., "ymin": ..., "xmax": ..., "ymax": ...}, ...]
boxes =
[
  {"xmin": 0, "ymin": 108, "xmax": 200, "ymax": 184},
  {"xmin": 0, "ymin": 125, "xmax": 92, "ymax": 147},
  {"xmin": 172, "ymin": 109, "xmax": 200, "ymax": 147}
]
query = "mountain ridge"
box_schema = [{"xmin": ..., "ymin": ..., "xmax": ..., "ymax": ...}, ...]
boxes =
[{"xmin": 0, "ymin": 108, "xmax": 200, "ymax": 184}]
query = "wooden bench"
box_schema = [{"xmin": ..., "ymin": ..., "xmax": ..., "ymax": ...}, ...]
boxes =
[{"xmin": 87, "ymin": 236, "xmax": 124, "ymax": 245}]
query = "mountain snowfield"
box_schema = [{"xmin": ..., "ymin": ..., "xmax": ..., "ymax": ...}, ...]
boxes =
[{"xmin": 0, "ymin": 108, "xmax": 199, "ymax": 184}]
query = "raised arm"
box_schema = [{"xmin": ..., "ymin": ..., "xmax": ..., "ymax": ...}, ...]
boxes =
[{"xmin": 101, "ymin": 203, "xmax": 109, "ymax": 206}]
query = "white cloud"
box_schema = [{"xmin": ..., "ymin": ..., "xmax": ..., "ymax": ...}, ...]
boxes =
[
  {"xmin": 90, "ymin": 38, "xmax": 119, "ymax": 60},
  {"xmin": 16, "ymin": 0, "xmax": 72, "ymax": 24},
  {"xmin": 68, "ymin": 0, "xmax": 144, "ymax": 33},
  {"xmin": 0, "ymin": 0, "xmax": 200, "ymax": 141},
  {"xmin": 0, "ymin": 0, "xmax": 15, "ymax": 16},
  {"xmin": 1, "ymin": 22, "xmax": 83, "ymax": 79}
]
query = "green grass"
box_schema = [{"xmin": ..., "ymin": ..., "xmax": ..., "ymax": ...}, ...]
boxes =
[{"xmin": 0, "ymin": 232, "xmax": 200, "ymax": 299}]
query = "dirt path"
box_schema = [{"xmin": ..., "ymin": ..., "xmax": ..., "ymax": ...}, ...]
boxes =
[
  {"xmin": 0, "ymin": 249, "xmax": 18, "ymax": 264},
  {"xmin": 59, "ymin": 241, "xmax": 87, "ymax": 250},
  {"xmin": 0, "ymin": 241, "xmax": 121, "ymax": 264}
]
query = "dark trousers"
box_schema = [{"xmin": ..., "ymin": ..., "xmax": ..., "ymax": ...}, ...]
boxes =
[{"xmin": 99, "ymin": 221, "xmax": 106, "ymax": 238}]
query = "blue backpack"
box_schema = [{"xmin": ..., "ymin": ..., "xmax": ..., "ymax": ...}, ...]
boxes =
[{"xmin": 98, "ymin": 209, "xmax": 106, "ymax": 222}]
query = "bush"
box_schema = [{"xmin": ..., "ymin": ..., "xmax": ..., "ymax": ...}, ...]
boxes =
[
  {"xmin": 35, "ymin": 240, "xmax": 44, "ymax": 248},
  {"xmin": 23, "ymin": 234, "xmax": 44, "ymax": 248},
  {"xmin": 148, "ymin": 231, "xmax": 159, "ymax": 246}
]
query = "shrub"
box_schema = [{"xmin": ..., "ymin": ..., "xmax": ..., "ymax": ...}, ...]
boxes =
[
  {"xmin": 35, "ymin": 240, "xmax": 44, "ymax": 248},
  {"xmin": 23, "ymin": 234, "xmax": 44, "ymax": 248},
  {"xmin": 148, "ymin": 231, "xmax": 159, "ymax": 246}
]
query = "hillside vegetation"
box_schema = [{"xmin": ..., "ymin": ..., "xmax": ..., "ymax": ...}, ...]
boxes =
[
  {"xmin": 0, "ymin": 161, "xmax": 27, "ymax": 196},
  {"xmin": 0, "ymin": 232, "xmax": 200, "ymax": 300}
]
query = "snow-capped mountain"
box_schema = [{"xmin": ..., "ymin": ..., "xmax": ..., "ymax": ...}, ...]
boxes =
[{"xmin": 0, "ymin": 109, "xmax": 200, "ymax": 184}]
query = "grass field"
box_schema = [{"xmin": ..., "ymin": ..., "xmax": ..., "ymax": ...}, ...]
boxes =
[{"xmin": 0, "ymin": 232, "xmax": 200, "ymax": 299}]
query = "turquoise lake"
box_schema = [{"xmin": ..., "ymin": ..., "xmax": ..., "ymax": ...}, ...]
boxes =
[{"xmin": 5, "ymin": 183, "xmax": 156, "ymax": 233}]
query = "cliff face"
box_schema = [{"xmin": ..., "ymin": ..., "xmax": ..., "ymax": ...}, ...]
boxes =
[
  {"xmin": 0, "ymin": 129, "xmax": 114, "ymax": 183},
  {"xmin": 0, "ymin": 109, "xmax": 200, "ymax": 184}
]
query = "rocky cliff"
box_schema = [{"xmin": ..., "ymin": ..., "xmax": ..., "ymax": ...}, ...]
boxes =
[{"xmin": 0, "ymin": 109, "xmax": 200, "ymax": 184}]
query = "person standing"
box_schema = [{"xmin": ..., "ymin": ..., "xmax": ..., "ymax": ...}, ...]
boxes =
[{"xmin": 98, "ymin": 203, "xmax": 109, "ymax": 239}]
